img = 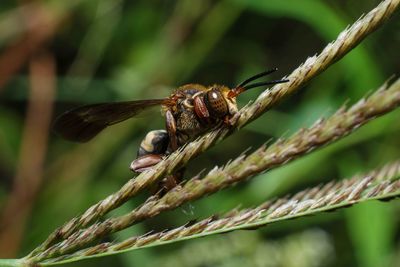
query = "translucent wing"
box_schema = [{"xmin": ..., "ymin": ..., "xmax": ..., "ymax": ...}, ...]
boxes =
[{"xmin": 53, "ymin": 99, "xmax": 169, "ymax": 142}]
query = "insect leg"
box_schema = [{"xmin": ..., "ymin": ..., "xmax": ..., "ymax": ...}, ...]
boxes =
[
  {"xmin": 160, "ymin": 109, "xmax": 186, "ymax": 192},
  {"xmin": 149, "ymin": 168, "xmax": 185, "ymax": 195},
  {"xmin": 165, "ymin": 109, "xmax": 178, "ymax": 151}
]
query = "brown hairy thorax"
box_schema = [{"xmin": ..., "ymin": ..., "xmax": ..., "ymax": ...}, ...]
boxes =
[{"xmin": 164, "ymin": 84, "xmax": 235, "ymax": 145}]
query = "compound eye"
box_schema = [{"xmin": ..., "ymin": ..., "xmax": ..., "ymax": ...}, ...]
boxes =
[{"xmin": 205, "ymin": 89, "xmax": 228, "ymax": 118}]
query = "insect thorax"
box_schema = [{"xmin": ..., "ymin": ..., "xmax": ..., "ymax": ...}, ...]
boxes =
[{"xmin": 168, "ymin": 85, "xmax": 216, "ymax": 145}]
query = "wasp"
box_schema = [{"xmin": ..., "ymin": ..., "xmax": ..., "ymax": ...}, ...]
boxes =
[{"xmin": 54, "ymin": 68, "xmax": 288, "ymax": 188}]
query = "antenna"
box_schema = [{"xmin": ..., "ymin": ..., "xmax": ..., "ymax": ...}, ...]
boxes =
[
  {"xmin": 236, "ymin": 68, "xmax": 278, "ymax": 88},
  {"xmin": 228, "ymin": 68, "xmax": 289, "ymax": 98}
]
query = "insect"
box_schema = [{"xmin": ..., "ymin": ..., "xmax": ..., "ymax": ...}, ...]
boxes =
[{"xmin": 54, "ymin": 68, "xmax": 288, "ymax": 188}]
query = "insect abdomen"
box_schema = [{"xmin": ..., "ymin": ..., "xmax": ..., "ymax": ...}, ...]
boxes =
[{"xmin": 137, "ymin": 130, "xmax": 169, "ymax": 157}]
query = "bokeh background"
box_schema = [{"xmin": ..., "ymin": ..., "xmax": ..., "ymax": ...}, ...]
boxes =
[{"xmin": 0, "ymin": 0, "xmax": 399, "ymax": 266}]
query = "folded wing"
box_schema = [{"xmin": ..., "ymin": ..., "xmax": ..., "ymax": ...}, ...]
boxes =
[{"xmin": 53, "ymin": 99, "xmax": 168, "ymax": 142}]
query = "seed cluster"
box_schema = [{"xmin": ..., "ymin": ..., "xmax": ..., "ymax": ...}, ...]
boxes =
[{"xmin": 41, "ymin": 161, "xmax": 400, "ymax": 264}]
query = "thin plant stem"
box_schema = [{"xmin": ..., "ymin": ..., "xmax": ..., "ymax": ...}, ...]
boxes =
[{"xmin": 0, "ymin": 53, "xmax": 56, "ymax": 257}]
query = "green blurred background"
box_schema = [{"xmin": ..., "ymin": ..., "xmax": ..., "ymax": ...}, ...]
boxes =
[{"xmin": 0, "ymin": 0, "xmax": 399, "ymax": 266}]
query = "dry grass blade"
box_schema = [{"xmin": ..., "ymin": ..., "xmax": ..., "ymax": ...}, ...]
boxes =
[
  {"xmin": 30, "ymin": 0, "xmax": 400, "ymax": 254},
  {"xmin": 0, "ymin": 53, "xmax": 56, "ymax": 257},
  {"xmin": 30, "ymin": 77, "xmax": 400, "ymax": 261},
  {"xmin": 34, "ymin": 160, "xmax": 400, "ymax": 266}
]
